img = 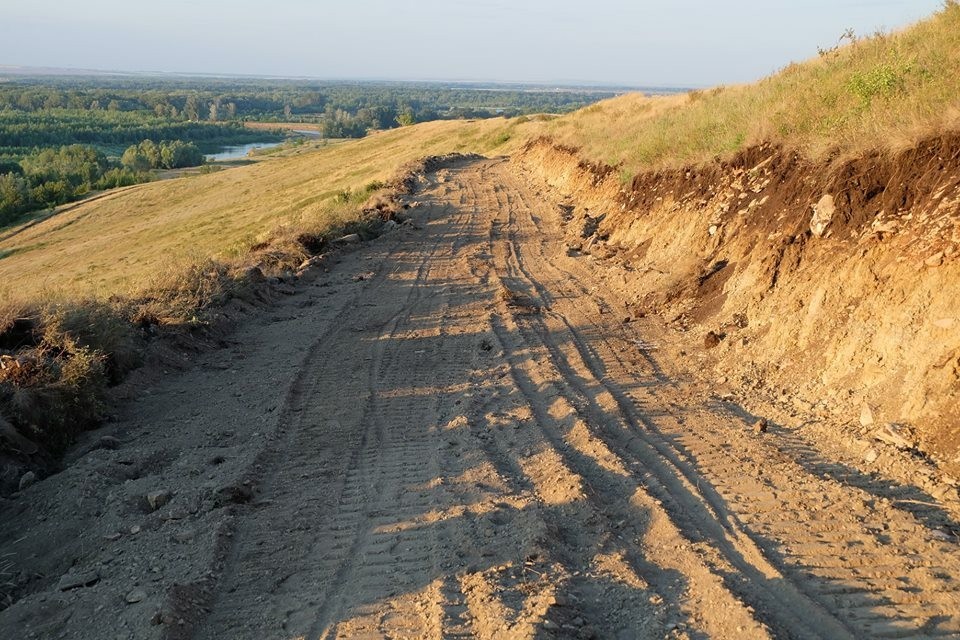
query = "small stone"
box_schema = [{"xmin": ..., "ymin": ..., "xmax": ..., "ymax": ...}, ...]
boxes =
[
  {"xmin": 158, "ymin": 612, "xmax": 177, "ymax": 625},
  {"xmin": 874, "ymin": 423, "xmax": 914, "ymax": 450},
  {"xmin": 335, "ymin": 233, "xmax": 361, "ymax": 244},
  {"xmin": 863, "ymin": 448, "xmax": 879, "ymax": 464},
  {"xmin": 145, "ymin": 490, "xmax": 172, "ymax": 511},
  {"xmin": 930, "ymin": 529, "xmax": 956, "ymax": 543},
  {"xmin": 58, "ymin": 569, "xmax": 100, "ymax": 591},
  {"xmin": 753, "ymin": 418, "xmax": 768, "ymax": 434},
  {"xmin": 125, "ymin": 589, "xmax": 147, "ymax": 604},
  {"xmin": 704, "ymin": 331, "xmax": 723, "ymax": 349},
  {"xmin": 104, "ymin": 532, "xmax": 122, "ymax": 541},
  {"xmin": 925, "ymin": 251, "xmax": 944, "ymax": 267},
  {"xmin": 164, "ymin": 509, "xmax": 188, "ymax": 521},
  {"xmin": 130, "ymin": 525, "xmax": 141, "ymax": 535},
  {"xmin": 172, "ymin": 528, "xmax": 196, "ymax": 543},
  {"xmin": 543, "ymin": 619, "xmax": 560, "ymax": 630},
  {"xmin": 859, "ymin": 403, "xmax": 874, "ymax": 427},
  {"xmin": 18, "ymin": 471, "xmax": 37, "ymax": 491}
]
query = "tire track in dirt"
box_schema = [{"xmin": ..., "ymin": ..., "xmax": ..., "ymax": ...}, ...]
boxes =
[
  {"xmin": 439, "ymin": 165, "xmax": 674, "ymax": 638},
  {"xmin": 314, "ymin": 175, "xmax": 488, "ymax": 639},
  {"xmin": 197, "ymin": 170, "xmax": 478, "ymax": 638}
]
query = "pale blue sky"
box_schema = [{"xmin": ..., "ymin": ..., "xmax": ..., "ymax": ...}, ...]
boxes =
[{"xmin": 0, "ymin": 0, "xmax": 945, "ymax": 86}]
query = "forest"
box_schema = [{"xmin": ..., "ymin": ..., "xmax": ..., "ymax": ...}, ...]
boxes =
[{"xmin": 0, "ymin": 74, "xmax": 627, "ymax": 221}]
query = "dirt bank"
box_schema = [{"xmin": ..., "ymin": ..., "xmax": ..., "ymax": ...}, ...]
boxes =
[{"xmin": 516, "ymin": 136, "xmax": 960, "ymax": 477}]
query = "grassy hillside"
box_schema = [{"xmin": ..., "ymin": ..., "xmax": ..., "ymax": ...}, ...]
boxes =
[
  {"xmin": 0, "ymin": 119, "xmax": 515, "ymax": 305},
  {"xmin": 510, "ymin": 2, "xmax": 960, "ymax": 177}
]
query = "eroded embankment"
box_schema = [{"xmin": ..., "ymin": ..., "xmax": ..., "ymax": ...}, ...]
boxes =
[{"xmin": 516, "ymin": 136, "xmax": 960, "ymax": 473}]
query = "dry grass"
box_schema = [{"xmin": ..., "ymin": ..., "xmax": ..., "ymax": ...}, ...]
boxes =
[
  {"xmin": 0, "ymin": 301, "xmax": 131, "ymax": 456},
  {"xmin": 0, "ymin": 118, "xmax": 513, "ymax": 304},
  {"xmin": 517, "ymin": 3, "xmax": 960, "ymax": 177},
  {"xmin": 0, "ymin": 552, "xmax": 14, "ymax": 608}
]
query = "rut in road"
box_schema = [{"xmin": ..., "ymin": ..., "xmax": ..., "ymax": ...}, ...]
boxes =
[{"xmin": 194, "ymin": 158, "xmax": 960, "ymax": 639}]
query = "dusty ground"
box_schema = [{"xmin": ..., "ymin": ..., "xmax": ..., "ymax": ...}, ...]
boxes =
[{"xmin": 2, "ymin": 157, "xmax": 959, "ymax": 639}]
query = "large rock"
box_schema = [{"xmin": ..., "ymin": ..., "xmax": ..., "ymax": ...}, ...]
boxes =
[
  {"xmin": 58, "ymin": 569, "xmax": 100, "ymax": 591},
  {"xmin": 18, "ymin": 471, "xmax": 37, "ymax": 491},
  {"xmin": 145, "ymin": 489, "xmax": 172, "ymax": 511},
  {"xmin": 874, "ymin": 423, "xmax": 914, "ymax": 450},
  {"xmin": 810, "ymin": 194, "xmax": 835, "ymax": 237}
]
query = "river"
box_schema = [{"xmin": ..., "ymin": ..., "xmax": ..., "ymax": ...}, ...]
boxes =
[
  {"xmin": 206, "ymin": 141, "xmax": 283, "ymax": 162},
  {"xmin": 207, "ymin": 130, "xmax": 321, "ymax": 161}
]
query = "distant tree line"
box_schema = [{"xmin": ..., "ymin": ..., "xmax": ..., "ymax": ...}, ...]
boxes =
[
  {"xmin": 0, "ymin": 139, "xmax": 205, "ymax": 223},
  {"xmin": 0, "ymin": 76, "xmax": 621, "ymax": 224},
  {"xmin": 0, "ymin": 77, "xmax": 619, "ymax": 141},
  {"xmin": 0, "ymin": 110, "xmax": 272, "ymax": 154}
]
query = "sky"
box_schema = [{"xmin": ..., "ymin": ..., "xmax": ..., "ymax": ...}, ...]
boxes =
[{"xmin": 0, "ymin": 0, "xmax": 946, "ymax": 87}]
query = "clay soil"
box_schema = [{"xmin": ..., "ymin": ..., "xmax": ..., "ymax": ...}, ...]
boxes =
[{"xmin": 2, "ymin": 157, "xmax": 959, "ymax": 639}]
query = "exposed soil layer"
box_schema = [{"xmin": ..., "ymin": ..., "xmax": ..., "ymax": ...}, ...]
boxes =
[
  {"xmin": 517, "ymin": 135, "xmax": 960, "ymax": 476},
  {"xmin": 2, "ymin": 158, "xmax": 959, "ymax": 639}
]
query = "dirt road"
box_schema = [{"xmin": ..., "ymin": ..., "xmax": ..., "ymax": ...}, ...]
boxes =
[{"xmin": 3, "ymin": 157, "xmax": 960, "ymax": 639}]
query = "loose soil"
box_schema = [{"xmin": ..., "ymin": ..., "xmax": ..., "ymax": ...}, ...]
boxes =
[{"xmin": 2, "ymin": 157, "xmax": 959, "ymax": 639}]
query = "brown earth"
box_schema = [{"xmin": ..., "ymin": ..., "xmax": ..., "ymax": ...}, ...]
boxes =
[{"xmin": 1, "ymin": 156, "xmax": 959, "ymax": 639}]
